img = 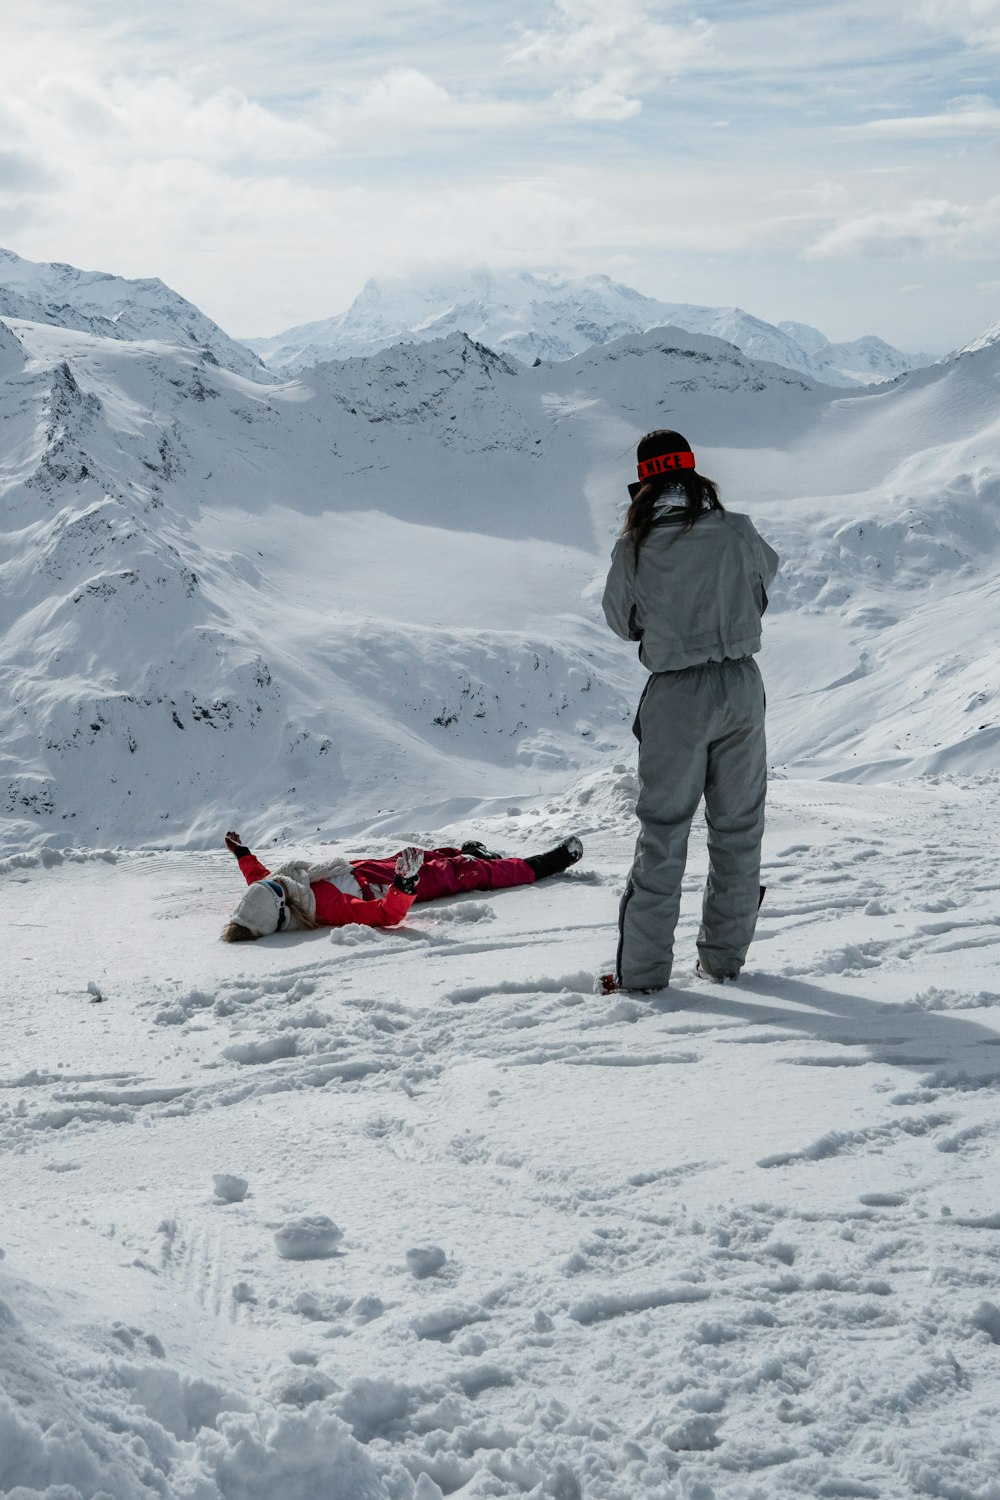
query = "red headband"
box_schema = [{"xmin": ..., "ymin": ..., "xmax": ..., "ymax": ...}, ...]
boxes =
[{"xmin": 637, "ymin": 451, "xmax": 696, "ymax": 480}]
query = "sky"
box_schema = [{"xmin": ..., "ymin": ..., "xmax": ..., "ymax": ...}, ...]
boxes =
[{"xmin": 1, "ymin": 0, "xmax": 998, "ymax": 351}]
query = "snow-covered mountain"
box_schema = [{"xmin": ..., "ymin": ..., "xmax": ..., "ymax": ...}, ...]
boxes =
[
  {"xmin": 3, "ymin": 311, "xmax": 831, "ymax": 849},
  {"xmin": 3, "ymin": 272, "xmax": 1000, "ymax": 850},
  {"xmin": 244, "ymin": 269, "xmax": 666, "ymax": 371},
  {"xmin": 0, "ymin": 246, "xmax": 269, "ymax": 381},
  {"xmin": 778, "ymin": 320, "xmax": 935, "ymax": 384},
  {"xmin": 243, "ymin": 268, "xmax": 935, "ymax": 387}
]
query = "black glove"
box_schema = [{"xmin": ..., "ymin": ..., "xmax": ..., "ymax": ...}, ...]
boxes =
[{"xmin": 225, "ymin": 831, "xmax": 251, "ymax": 859}]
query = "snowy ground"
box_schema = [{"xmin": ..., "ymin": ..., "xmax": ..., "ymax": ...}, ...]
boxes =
[{"xmin": 4, "ymin": 769, "xmax": 1000, "ymax": 1500}]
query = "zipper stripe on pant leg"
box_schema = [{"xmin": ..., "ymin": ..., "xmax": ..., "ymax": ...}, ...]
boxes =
[{"xmin": 616, "ymin": 883, "xmax": 635, "ymax": 985}]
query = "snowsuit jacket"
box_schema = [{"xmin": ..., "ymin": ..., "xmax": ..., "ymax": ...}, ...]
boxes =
[
  {"xmin": 236, "ymin": 847, "xmax": 535, "ymax": 930},
  {"xmin": 602, "ymin": 509, "xmax": 779, "ymax": 671}
]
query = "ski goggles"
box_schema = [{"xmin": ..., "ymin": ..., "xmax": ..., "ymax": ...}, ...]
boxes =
[{"xmin": 262, "ymin": 879, "xmax": 288, "ymax": 932}]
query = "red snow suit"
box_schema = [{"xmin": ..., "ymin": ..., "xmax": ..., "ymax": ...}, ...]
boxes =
[{"xmin": 236, "ymin": 847, "xmax": 535, "ymax": 931}]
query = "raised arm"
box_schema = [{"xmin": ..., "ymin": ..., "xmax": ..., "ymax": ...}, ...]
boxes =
[{"xmin": 225, "ymin": 831, "xmax": 270, "ymax": 886}]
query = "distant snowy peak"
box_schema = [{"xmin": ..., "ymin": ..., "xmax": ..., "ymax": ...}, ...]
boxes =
[
  {"xmin": 779, "ymin": 322, "xmax": 939, "ymax": 385},
  {"xmin": 244, "ymin": 268, "xmax": 934, "ymax": 388},
  {"xmin": 246, "ymin": 269, "xmax": 667, "ymax": 371},
  {"xmin": 0, "ymin": 246, "xmax": 270, "ymax": 382}
]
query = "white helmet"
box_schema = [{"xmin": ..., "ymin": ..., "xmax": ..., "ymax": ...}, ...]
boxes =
[{"xmin": 231, "ymin": 878, "xmax": 287, "ymax": 936}]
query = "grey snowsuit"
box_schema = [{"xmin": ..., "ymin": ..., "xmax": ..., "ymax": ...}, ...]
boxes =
[{"xmin": 603, "ymin": 506, "xmax": 779, "ymax": 989}]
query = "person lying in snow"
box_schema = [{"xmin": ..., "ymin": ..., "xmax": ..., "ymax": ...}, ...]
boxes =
[{"xmin": 221, "ymin": 831, "xmax": 584, "ymax": 941}]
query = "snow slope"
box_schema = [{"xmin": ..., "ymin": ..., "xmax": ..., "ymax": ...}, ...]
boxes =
[
  {"xmin": 4, "ymin": 306, "xmax": 1000, "ymax": 851},
  {"xmin": 242, "ymin": 268, "xmax": 932, "ymax": 387}
]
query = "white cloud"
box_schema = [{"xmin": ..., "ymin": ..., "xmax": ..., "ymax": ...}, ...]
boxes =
[
  {"xmin": 916, "ymin": 0, "xmax": 1000, "ymax": 48},
  {"xmin": 857, "ymin": 102, "xmax": 1000, "ymax": 134},
  {"xmin": 10, "ymin": 73, "xmax": 327, "ymax": 168},
  {"xmin": 316, "ymin": 67, "xmax": 544, "ymax": 139},
  {"xmin": 554, "ymin": 80, "xmax": 643, "ymax": 122},
  {"xmin": 0, "ymin": 150, "xmax": 58, "ymax": 193},
  {"xmin": 805, "ymin": 195, "xmax": 1000, "ymax": 258},
  {"xmin": 353, "ymin": 67, "xmax": 454, "ymax": 120},
  {"xmin": 509, "ymin": 0, "xmax": 713, "ymax": 118},
  {"xmin": 0, "ymin": 0, "xmax": 995, "ymax": 351},
  {"xmin": 764, "ymin": 180, "xmax": 851, "ymax": 210}
]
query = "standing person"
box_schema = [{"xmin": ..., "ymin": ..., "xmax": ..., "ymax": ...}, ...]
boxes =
[
  {"xmin": 221, "ymin": 832, "xmax": 583, "ymax": 941},
  {"xmin": 599, "ymin": 430, "xmax": 779, "ymax": 993}
]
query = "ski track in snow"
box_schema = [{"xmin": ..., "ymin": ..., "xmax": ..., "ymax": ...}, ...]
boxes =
[{"xmin": 3, "ymin": 772, "xmax": 1000, "ymax": 1499}]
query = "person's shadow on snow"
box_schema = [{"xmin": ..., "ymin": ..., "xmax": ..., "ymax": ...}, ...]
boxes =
[{"xmin": 647, "ymin": 971, "xmax": 1000, "ymax": 1082}]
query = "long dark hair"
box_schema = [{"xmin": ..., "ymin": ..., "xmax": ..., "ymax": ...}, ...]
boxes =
[{"xmin": 622, "ymin": 430, "xmax": 723, "ymax": 562}]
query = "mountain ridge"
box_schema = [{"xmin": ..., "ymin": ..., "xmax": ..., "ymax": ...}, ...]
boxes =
[
  {"xmin": 242, "ymin": 267, "xmax": 939, "ymax": 388},
  {"xmin": 3, "ymin": 276, "xmax": 1000, "ymax": 850},
  {"xmin": 0, "ymin": 246, "xmax": 270, "ymax": 383}
]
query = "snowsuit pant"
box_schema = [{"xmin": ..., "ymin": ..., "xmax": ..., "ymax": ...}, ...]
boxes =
[
  {"xmin": 351, "ymin": 847, "xmax": 536, "ymax": 902},
  {"xmin": 617, "ymin": 658, "xmax": 766, "ymax": 990}
]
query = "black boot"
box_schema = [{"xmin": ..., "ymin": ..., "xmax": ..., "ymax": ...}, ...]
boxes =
[
  {"xmin": 524, "ymin": 836, "xmax": 583, "ymax": 880},
  {"xmin": 461, "ymin": 839, "xmax": 503, "ymax": 860}
]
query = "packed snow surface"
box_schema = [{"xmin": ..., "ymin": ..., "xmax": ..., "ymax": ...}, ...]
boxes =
[{"xmin": 4, "ymin": 776, "xmax": 1000, "ymax": 1499}]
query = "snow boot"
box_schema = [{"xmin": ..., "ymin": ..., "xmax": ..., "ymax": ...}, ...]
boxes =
[
  {"xmin": 595, "ymin": 971, "xmax": 658, "ymax": 997},
  {"xmin": 694, "ymin": 960, "xmax": 738, "ymax": 984},
  {"xmin": 461, "ymin": 840, "xmax": 503, "ymax": 861},
  {"xmin": 524, "ymin": 836, "xmax": 583, "ymax": 881}
]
